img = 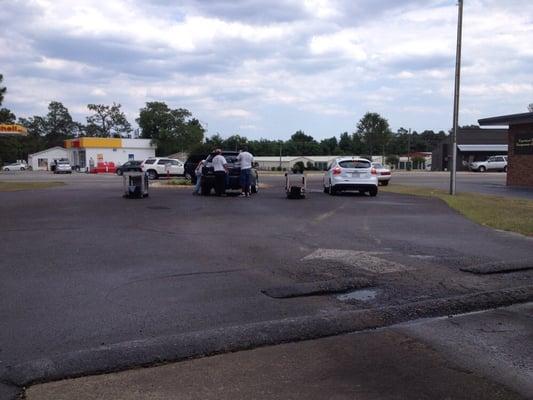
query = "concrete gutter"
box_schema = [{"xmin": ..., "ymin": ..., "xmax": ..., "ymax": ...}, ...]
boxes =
[{"xmin": 3, "ymin": 285, "xmax": 533, "ymax": 398}]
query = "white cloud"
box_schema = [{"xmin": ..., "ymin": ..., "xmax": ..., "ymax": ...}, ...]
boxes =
[
  {"xmin": 309, "ymin": 30, "xmax": 367, "ymax": 61},
  {"xmin": 218, "ymin": 109, "xmax": 253, "ymax": 118}
]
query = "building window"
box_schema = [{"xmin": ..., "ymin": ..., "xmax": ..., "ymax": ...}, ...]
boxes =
[{"xmin": 38, "ymin": 158, "xmax": 48, "ymax": 169}]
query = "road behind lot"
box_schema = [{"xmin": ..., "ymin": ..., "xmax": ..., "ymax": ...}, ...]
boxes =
[
  {"xmin": 292, "ymin": 170, "xmax": 533, "ymax": 200},
  {"xmin": 1, "ymin": 172, "xmax": 532, "ymax": 396},
  {"xmin": 388, "ymin": 171, "xmax": 533, "ymax": 199}
]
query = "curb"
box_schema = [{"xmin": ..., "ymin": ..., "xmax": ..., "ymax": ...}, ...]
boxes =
[{"xmin": 3, "ymin": 285, "xmax": 533, "ymax": 394}]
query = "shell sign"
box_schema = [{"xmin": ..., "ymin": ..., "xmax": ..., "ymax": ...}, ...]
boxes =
[{"xmin": 0, "ymin": 124, "xmax": 28, "ymax": 136}]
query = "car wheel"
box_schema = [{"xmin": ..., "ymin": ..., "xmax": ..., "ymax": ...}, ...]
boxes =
[
  {"xmin": 369, "ymin": 186, "xmax": 378, "ymax": 197},
  {"xmin": 20, "ymin": 167, "xmax": 25, "ymax": 171},
  {"xmin": 251, "ymin": 184, "xmax": 258, "ymax": 194},
  {"xmin": 381, "ymin": 180, "xmax": 389, "ymax": 186},
  {"xmin": 116, "ymin": 169, "xmax": 123, "ymax": 176},
  {"xmin": 4, "ymin": 168, "xmax": 9, "ymax": 171},
  {"xmin": 503, "ymin": 166, "xmax": 508, "ymax": 173},
  {"xmin": 147, "ymin": 170, "xmax": 158, "ymax": 180},
  {"xmin": 328, "ymin": 181, "xmax": 336, "ymax": 196},
  {"xmin": 479, "ymin": 166, "xmax": 486, "ymax": 172}
]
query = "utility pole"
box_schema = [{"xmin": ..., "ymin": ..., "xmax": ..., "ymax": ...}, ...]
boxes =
[
  {"xmin": 407, "ymin": 128, "xmax": 411, "ymax": 169},
  {"xmin": 450, "ymin": 0, "xmax": 463, "ymax": 195},
  {"xmin": 279, "ymin": 141, "xmax": 283, "ymax": 170}
]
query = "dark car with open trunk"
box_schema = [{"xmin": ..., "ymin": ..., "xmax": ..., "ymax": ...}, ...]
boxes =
[{"xmin": 200, "ymin": 151, "xmax": 258, "ymax": 195}]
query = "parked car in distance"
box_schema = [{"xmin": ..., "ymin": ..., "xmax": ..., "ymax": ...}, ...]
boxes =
[
  {"xmin": 142, "ymin": 158, "xmax": 184, "ymax": 180},
  {"xmin": 116, "ymin": 160, "xmax": 143, "ymax": 176},
  {"xmin": 371, "ymin": 162, "xmax": 391, "ymax": 186},
  {"xmin": 54, "ymin": 159, "xmax": 72, "ymax": 174},
  {"xmin": 2, "ymin": 162, "xmax": 27, "ymax": 171},
  {"xmin": 184, "ymin": 153, "xmax": 208, "ymax": 184},
  {"xmin": 470, "ymin": 155, "xmax": 507, "ymax": 172},
  {"xmin": 200, "ymin": 151, "xmax": 259, "ymax": 195},
  {"xmin": 323, "ymin": 157, "xmax": 378, "ymax": 196}
]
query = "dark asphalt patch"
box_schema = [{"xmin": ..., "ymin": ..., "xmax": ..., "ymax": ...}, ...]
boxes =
[
  {"xmin": 0, "ymin": 381, "xmax": 20, "ymax": 400},
  {"xmin": 262, "ymin": 278, "xmax": 373, "ymax": 298},
  {"xmin": 4, "ymin": 285, "xmax": 533, "ymax": 390},
  {"xmin": 461, "ymin": 261, "xmax": 533, "ymax": 275}
]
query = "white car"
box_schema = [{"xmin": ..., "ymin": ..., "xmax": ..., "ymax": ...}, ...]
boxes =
[
  {"xmin": 142, "ymin": 158, "xmax": 184, "ymax": 180},
  {"xmin": 371, "ymin": 162, "xmax": 391, "ymax": 186},
  {"xmin": 470, "ymin": 155, "xmax": 507, "ymax": 172},
  {"xmin": 54, "ymin": 159, "xmax": 72, "ymax": 174},
  {"xmin": 2, "ymin": 162, "xmax": 27, "ymax": 171},
  {"xmin": 323, "ymin": 157, "xmax": 378, "ymax": 196}
]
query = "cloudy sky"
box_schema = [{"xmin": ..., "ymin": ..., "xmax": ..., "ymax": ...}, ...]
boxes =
[{"xmin": 1, "ymin": 0, "xmax": 532, "ymax": 140}]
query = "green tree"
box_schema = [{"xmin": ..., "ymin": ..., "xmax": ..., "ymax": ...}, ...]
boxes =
[
  {"xmin": 287, "ymin": 130, "xmax": 320, "ymax": 155},
  {"xmin": 205, "ymin": 133, "xmax": 224, "ymax": 148},
  {"xmin": 338, "ymin": 132, "xmax": 353, "ymax": 154},
  {"xmin": 0, "ymin": 108, "xmax": 16, "ymax": 124},
  {"xmin": 137, "ymin": 102, "xmax": 205, "ymax": 155},
  {"xmin": 356, "ymin": 112, "xmax": 392, "ymax": 156},
  {"xmin": 223, "ymin": 134, "xmax": 248, "ymax": 151},
  {"xmin": 43, "ymin": 101, "xmax": 78, "ymax": 147},
  {"xmin": 320, "ymin": 136, "xmax": 338, "ymax": 155},
  {"xmin": 86, "ymin": 103, "xmax": 132, "ymax": 137},
  {"xmin": 0, "ymin": 73, "xmax": 6, "ymax": 106}
]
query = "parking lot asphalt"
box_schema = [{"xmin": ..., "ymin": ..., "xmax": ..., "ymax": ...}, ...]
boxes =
[
  {"xmin": 1, "ymin": 172, "xmax": 532, "ymax": 393},
  {"xmin": 26, "ymin": 303, "xmax": 533, "ymax": 400}
]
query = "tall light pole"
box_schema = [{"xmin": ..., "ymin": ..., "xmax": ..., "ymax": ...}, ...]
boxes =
[{"xmin": 450, "ymin": 0, "xmax": 463, "ymax": 195}]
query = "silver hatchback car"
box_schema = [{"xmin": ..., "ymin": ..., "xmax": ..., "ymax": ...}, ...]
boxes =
[{"xmin": 323, "ymin": 157, "xmax": 378, "ymax": 196}]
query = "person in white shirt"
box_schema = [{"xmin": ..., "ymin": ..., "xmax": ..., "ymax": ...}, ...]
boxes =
[
  {"xmin": 212, "ymin": 149, "xmax": 228, "ymax": 196},
  {"xmin": 237, "ymin": 146, "xmax": 254, "ymax": 197}
]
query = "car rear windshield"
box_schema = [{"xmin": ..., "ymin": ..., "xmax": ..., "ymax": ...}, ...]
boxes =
[{"xmin": 339, "ymin": 160, "xmax": 371, "ymax": 169}]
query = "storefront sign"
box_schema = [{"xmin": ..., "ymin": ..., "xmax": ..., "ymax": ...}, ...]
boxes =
[
  {"xmin": 0, "ymin": 124, "xmax": 28, "ymax": 136},
  {"xmin": 514, "ymin": 132, "xmax": 533, "ymax": 155}
]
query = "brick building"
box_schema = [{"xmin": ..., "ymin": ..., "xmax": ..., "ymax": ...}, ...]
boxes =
[{"xmin": 479, "ymin": 112, "xmax": 533, "ymax": 187}]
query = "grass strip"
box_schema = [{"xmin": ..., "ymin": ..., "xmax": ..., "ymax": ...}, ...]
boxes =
[
  {"xmin": 381, "ymin": 185, "xmax": 533, "ymax": 237},
  {"xmin": 0, "ymin": 181, "xmax": 65, "ymax": 192}
]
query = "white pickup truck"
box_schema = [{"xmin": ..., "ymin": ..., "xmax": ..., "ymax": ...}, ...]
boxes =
[{"xmin": 469, "ymin": 155, "xmax": 507, "ymax": 172}]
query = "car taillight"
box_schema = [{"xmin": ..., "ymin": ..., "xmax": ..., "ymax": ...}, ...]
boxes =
[
  {"xmin": 332, "ymin": 167, "xmax": 342, "ymax": 175},
  {"xmin": 371, "ymin": 168, "xmax": 377, "ymax": 175}
]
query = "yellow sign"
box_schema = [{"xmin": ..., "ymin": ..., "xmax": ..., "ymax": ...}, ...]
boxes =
[
  {"xmin": 0, "ymin": 124, "xmax": 28, "ymax": 136},
  {"xmin": 64, "ymin": 137, "xmax": 122, "ymax": 148}
]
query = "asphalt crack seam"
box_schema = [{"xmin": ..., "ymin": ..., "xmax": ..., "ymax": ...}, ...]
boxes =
[
  {"xmin": 103, "ymin": 268, "xmax": 246, "ymax": 301},
  {"xmin": 3, "ymin": 285, "xmax": 533, "ymax": 391}
]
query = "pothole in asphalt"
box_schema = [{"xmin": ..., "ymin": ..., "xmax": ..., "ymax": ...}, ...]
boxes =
[
  {"xmin": 337, "ymin": 289, "xmax": 378, "ymax": 302},
  {"xmin": 303, "ymin": 249, "xmax": 413, "ymax": 274},
  {"xmin": 262, "ymin": 278, "xmax": 373, "ymax": 299}
]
